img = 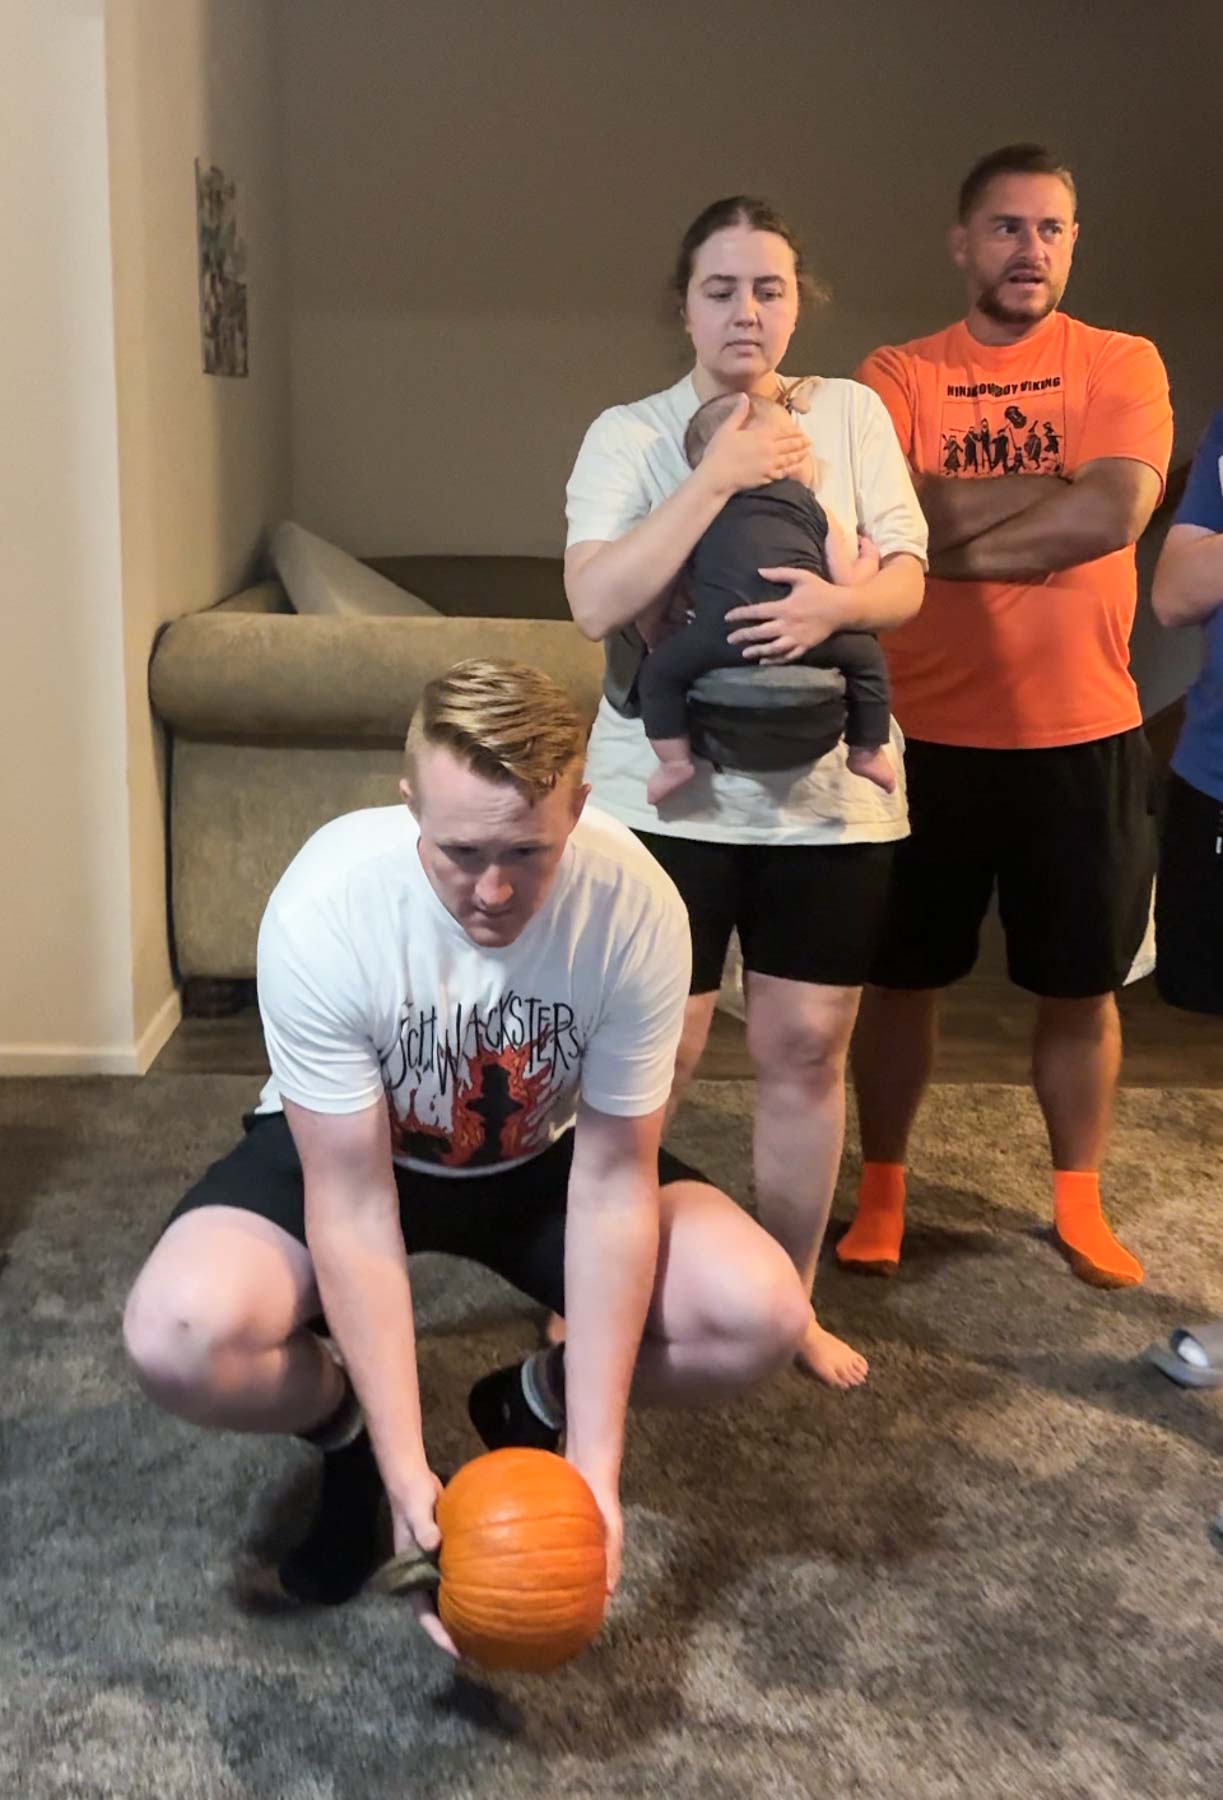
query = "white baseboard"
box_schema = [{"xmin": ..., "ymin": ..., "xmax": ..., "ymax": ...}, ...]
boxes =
[
  {"xmin": 0, "ymin": 987, "xmax": 182, "ymax": 1076},
  {"xmin": 134, "ymin": 987, "xmax": 183, "ymax": 1073}
]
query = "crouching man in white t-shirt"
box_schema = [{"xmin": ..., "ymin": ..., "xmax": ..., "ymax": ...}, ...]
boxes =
[{"xmin": 124, "ymin": 659, "xmax": 809, "ymax": 1654}]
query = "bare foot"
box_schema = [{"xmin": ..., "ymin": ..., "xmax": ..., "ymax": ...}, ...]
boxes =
[
  {"xmin": 795, "ymin": 1314, "xmax": 869, "ymax": 1389},
  {"xmin": 647, "ymin": 758, "xmax": 697, "ymax": 805},
  {"xmin": 845, "ymin": 744, "xmax": 896, "ymax": 794},
  {"xmin": 541, "ymin": 1311, "xmax": 566, "ymax": 1347}
]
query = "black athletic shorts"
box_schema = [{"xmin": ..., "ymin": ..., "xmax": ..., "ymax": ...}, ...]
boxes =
[
  {"xmin": 161, "ymin": 1113, "xmax": 708, "ymax": 1318},
  {"xmin": 870, "ymin": 728, "xmax": 1157, "ymax": 999},
  {"xmin": 1155, "ymin": 768, "xmax": 1223, "ymax": 1016},
  {"xmin": 633, "ymin": 830, "xmax": 895, "ymax": 993}
]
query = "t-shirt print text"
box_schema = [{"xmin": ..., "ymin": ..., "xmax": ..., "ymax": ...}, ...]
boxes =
[
  {"xmin": 940, "ymin": 374, "xmax": 1065, "ymax": 477},
  {"xmin": 379, "ymin": 991, "xmax": 585, "ymax": 1170}
]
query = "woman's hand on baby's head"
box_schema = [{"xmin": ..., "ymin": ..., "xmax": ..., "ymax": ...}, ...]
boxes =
[{"xmin": 699, "ymin": 396, "xmax": 809, "ymax": 498}]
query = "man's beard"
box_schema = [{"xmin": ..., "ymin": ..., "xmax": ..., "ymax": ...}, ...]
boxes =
[{"xmin": 976, "ymin": 274, "xmax": 1064, "ymax": 327}]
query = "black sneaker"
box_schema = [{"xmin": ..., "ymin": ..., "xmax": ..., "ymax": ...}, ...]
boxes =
[{"xmin": 467, "ymin": 1360, "xmax": 562, "ymax": 1454}]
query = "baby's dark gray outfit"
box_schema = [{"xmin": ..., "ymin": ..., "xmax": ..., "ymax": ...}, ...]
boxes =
[{"xmin": 636, "ymin": 477, "xmax": 891, "ymax": 749}]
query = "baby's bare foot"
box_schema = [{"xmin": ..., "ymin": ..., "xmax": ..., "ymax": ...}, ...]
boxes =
[
  {"xmin": 647, "ymin": 759, "xmax": 697, "ymax": 805},
  {"xmin": 846, "ymin": 745, "xmax": 896, "ymax": 794}
]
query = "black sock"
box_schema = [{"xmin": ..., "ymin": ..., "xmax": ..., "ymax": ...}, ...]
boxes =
[
  {"xmin": 298, "ymin": 1372, "xmax": 363, "ymax": 1452},
  {"xmin": 278, "ymin": 1428, "xmax": 386, "ymax": 1605}
]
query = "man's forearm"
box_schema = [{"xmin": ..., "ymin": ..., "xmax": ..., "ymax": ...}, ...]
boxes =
[
  {"xmin": 931, "ymin": 489, "xmax": 1128, "ymax": 581},
  {"xmin": 308, "ymin": 1207, "xmax": 429, "ymax": 1503},
  {"xmin": 1153, "ymin": 533, "xmax": 1223, "ymax": 627},
  {"xmin": 916, "ymin": 472, "xmax": 1055, "ymax": 553},
  {"xmin": 930, "ymin": 460, "xmax": 1159, "ymax": 582},
  {"xmin": 562, "ymin": 1171, "xmax": 660, "ymax": 1490}
]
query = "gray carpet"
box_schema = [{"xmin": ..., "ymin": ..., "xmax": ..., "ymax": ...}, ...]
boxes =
[{"xmin": 2, "ymin": 1075, "xmax": 1222, "ymax": 1800}]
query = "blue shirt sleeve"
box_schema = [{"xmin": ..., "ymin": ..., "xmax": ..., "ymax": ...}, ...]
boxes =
[{"xmin": 1174, "ymin": 410, "xmax": 1223, "ymax": 531}]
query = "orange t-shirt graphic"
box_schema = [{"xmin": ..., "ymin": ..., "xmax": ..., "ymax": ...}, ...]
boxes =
[{"xmin": 857, "ymin": 312, "xmax": 1172, "ymax": 749}]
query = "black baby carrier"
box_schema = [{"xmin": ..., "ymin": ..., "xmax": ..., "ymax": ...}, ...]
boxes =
[{"xmin": 605, "ymin": 626, "xmax": 846, "ymax": 774}]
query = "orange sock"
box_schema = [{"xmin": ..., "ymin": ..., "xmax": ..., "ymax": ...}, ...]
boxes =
[
  {"xmin": 837, "ymin": 1162, "xmax": 905, "ymax": 1276},
  {"xmin": 1052, "ymin": 1170, "xmax": 1143, "ymax": 1289}
]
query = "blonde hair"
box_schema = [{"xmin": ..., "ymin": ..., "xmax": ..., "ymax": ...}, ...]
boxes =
[{"xmin": 403, "ymin": 659, "xmax": 587, "ymax": 800}]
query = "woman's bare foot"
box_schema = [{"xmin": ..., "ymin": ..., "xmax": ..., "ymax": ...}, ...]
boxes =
[
  {"xmin": 795, "ymin": 1314, "xmax": 869, "ymax": 1389},
  {"xmin": 647, "ymin": 757, "xmax": 697, "ymax": 805},
  {"xmin": 845, "ymin": 744, "xmax": 896, "ymax": 794}
]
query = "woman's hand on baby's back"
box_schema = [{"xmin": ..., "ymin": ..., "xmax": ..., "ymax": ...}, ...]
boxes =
[
  {"xmin": 697, "ymin": 395, "xmax": 809, "ymax": 498},
  {"xmin": 727, "ymin": 565, "xmax": 851, "ymax": 662}
]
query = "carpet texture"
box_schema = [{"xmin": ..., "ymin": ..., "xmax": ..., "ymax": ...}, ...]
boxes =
[{"xmin": 2, "ymin": 1074, "xmax": 1222, "ymax": 1799}]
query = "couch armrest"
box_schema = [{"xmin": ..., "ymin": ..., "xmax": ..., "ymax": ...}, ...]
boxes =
[
  {"xmin": 150, "ymin": 613, "xmax": 603, "ymax": 740},
  {"xmin": 211, "ymin": 580, "xmax": 292, "ymax": 615}
]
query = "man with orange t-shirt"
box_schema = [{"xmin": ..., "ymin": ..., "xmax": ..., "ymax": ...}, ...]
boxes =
[{"xmin": 843, "ymin": 143, "xmax": 1172, "ymax": 1290}]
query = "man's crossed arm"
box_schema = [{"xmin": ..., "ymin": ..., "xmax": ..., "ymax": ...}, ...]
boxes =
[{"xmin": 917, "ymin": 457, "xmax": 1161, "ymax": 582}]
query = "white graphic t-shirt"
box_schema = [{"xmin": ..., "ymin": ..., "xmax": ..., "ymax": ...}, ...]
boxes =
[{"xmin": 254, "ymin": 804, "xmax": 691, "ymax": 1176}]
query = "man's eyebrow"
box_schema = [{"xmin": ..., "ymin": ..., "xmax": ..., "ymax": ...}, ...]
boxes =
[{"xmin": 439, "ymin": 836, "xmax": 548, "ymax": 849}]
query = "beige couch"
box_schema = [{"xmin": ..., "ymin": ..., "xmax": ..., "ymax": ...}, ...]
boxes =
[{"xmin": 149, "ymin": 559, "xmax": 602, "ymax": 1003}]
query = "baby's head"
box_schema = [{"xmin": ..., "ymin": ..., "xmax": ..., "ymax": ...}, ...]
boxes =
[{"xmin": 683, "ymin": 392, "xmax": 813, "ymax": 486}]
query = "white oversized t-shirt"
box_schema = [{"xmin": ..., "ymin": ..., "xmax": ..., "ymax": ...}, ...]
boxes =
[
  {"xmin": 565, "ymin": 372, "xmax": 929, "ymax": 845},
  {"xmin": 254, "ymin": 804, "xmax": 691, "ymax": 1176}
]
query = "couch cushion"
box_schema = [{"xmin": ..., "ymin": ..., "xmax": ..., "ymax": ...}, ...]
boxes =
[
  {"xmin": 272, "ymin": 522, "xmax": 439, "ymax": 618},
  {"xmin": 150, "ymin": 613, "xmax": 603, "ymax": 741}
]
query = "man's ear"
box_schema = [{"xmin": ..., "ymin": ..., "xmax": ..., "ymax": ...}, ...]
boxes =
[
  {"xmin": 949, "ymin": 223, "xmax": 968, "ymax": 270},
  {"xmin": 570, "ymin": 781, "xmax": 591, "ymax": 826},
  {"xmin": 399, "ymin": 776, "xmax": 418, "ymax": 817}
]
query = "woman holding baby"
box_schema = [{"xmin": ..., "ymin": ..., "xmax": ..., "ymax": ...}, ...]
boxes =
[{"xmin": 563, "ymin": 196, "xmax": 927, "ymax": 1386}]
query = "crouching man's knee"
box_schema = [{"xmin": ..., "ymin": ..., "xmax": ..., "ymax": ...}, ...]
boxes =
[{"xmin": 122, "ymin": 1275, "xmax": 239, "ymax": 1420}]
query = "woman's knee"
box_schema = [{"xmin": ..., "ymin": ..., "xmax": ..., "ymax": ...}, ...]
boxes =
[
  {"xmin": 713, "ymin": 1251, "xmax": 810, "ymax": 1383},
  {"xmin": 745, "ymin": 981, "xmax": 859, "ymax": 1084},
  {"xmin": 747, "ymin": 1014, "xmax": 850, "ymax": 1089}
]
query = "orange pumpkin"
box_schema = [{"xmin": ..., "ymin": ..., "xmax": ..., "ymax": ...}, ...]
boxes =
[{"xmin": 435, "ymin": 1448, "xmax": 607, "ymax": 1671}]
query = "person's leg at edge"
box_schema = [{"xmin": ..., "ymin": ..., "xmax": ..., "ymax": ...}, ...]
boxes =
[
  {"xmin": 745, "ymin": 972, "xmax": 869, "ymax": 1387},
  {"xmin": 1033, "ymin": 991, "xmax": 1142, "ymax": 1288},
  {"xmin": 840, "ymin": 985, "xmax": 940, "ymax": 1274},
  {"xmin": 542, "ymin": 989, "xmax": 720, "ymax": 1347},
  {"xmin": 124, "ymin": 1205, "xmax": 383, "ymax": 1602}
]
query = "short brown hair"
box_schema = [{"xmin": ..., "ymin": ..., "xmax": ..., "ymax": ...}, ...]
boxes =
[
  {"xmin": 404, "ymin": 659, "xmax": 587, "ymax": 800},
  {"xmin": 957, "ymin": 144, "xmax": 1076, "ymax": 223}
]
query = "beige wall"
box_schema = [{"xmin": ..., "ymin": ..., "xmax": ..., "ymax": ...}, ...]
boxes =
[
  {"xmin": 0, "ymin": 1, "xmax": 136, "ymax": 1069},
  {"xmin": 107, "ymin": 0, "xmax": 291, "ymax": 1039},
  {"xmin": 282, "ymin": 0, "xmax": 1223, "ymax": 711},
  {"xmin": 1, "ymin": 0, "xmax": 290, "ymax": 1072}
]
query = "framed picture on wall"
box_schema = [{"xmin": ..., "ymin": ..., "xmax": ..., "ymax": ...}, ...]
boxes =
[{"xmin": 195, "ymin": 159, "xmax": 249, "ymax": 378}]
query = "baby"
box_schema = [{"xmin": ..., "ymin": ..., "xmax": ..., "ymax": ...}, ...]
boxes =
[{"xmin": 638, "ymin": 392, "xmax": 896, "ymax": 805}]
